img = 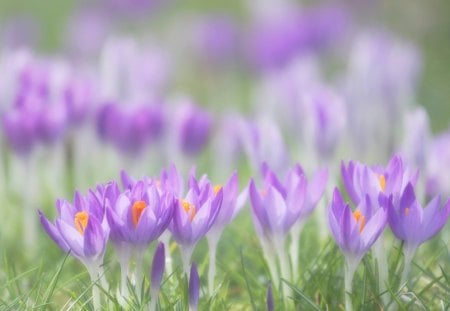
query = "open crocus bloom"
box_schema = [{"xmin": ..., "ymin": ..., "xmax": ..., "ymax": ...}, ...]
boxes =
[
  {"xmin": 170, "ymin": 177, "xmax": 223, "ymax": 246},
  {"xmin": 39, "ymin": 187, "xmax": 109, "ymax": 270},
  {"xmin": 328, "ymin": 188, "xmax": 387, "ymax": 262},
  {"xmin": 341, "ymin": 155, "xmax": 418, "ymax": 210},
  {"xmin": 388, "ymin": 183, "xmax": 450, "ymax": 249},
  {"xmin": 106, "ymin": 180, "xmax": 175, "ymax": 247}
]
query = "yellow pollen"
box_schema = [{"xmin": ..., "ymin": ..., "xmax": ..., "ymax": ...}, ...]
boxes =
[
  {"xmin": 74, "ymin": 211, "xmax": 89, "ymax": 235},
  {"xmin": 353, "ymin": 210, "xmax": 366, "ymax": 233},
  {"xmin": 379, "ymin": 175, "xmax": 386, "ymax": 192},
  {"xmin": 132, "ymin": 200, "xmax": 147, "ymax": 228},
  {"xmin": 213, "ymin": 185, "xmax": 222, "ymax": 195},
  {"xmin": 404, "ymin": 208, "xmax": 410, "ymax": 216},
  {"xmin": 181, "ymin": 199, "xmax": 196, "ymax": 222}
]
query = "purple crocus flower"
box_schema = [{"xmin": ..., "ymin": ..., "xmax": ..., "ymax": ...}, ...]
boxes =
[
  {"xmin": 239, "ymin": 117, "xmax": 290, "ymax": 175},
  {"xmin": 106, "ymin": 178, "xmax": 174, "ymax": 297},
  {"xmin": 97, "ymin": 102, "xmax": 165, "ymax": 155},
  {"xmin": 389, "ymin": 184, "xmax": 450, "ymax": 248},
  {"xmin": 176, "ymin": 102, "xmax": 212, "ymax": 156},
  {"xmin": 39, "ymin": 187, "xmax": 109, "ymax": 267},
  {"xmin": 329, "ymin": 188, "xmax": 387, "ymax": 261},
  {"xmin": 192, "ymin": 15, "xmax": 239, "ymax": 65},
  {"xmin": 208, "ymin": 172, "xmax": 246, "ymax": 233},
  {"xmin": 63, "ymin": 77, "xmax": 93, "ymax": 127},
  {"xmin": 388, "ymin": 183, "xmax": 450, "ymax": 283},
  {"xmin": 189, "ymin": 263, "xmax": 200, "ymax": 311},
  {"xmin": 426, "ymin": 130, "xmax": 450, "ymax": 198},
  {"xmin": 249, "ymin": 172, "xmax": 306, "ymax": 237},
  {"xmin": 202, "ymin": 171, "xmax": 247, "ymax": 294},
  {"xmin": 39, "ymin": 185, "xmax": 111, "ymax": 311},
  {"xmin": 2, "ymin": 107, "xmax": 39, "ymax": 156},
  {"xmin": 170, "ymin": 173, "xmax": 223, "ymax": 273},
  {"xmin": 341, "ymin": 155, "xmax": 418, "ymax": 210},
  {"xmin": 302, "ymin": 86, "xmax": 346, "ymax": 161},
  {"xmin": 247, "ymin": 5, "xmax": 348, "ymax": 71},
  {"xmin": 344, "ymin": 32, "xmax": 421, "ymax": 158},
  {"xmin": 249, "ymin": 163, "xmax": 327, "ymax": 287},
  {"xmin": 328, "ymin": 188, "xmax": 387, "ymax": 310},
  {"xmin": 106, "ymin": 180, "xmax": 174, "ymax": 247}
]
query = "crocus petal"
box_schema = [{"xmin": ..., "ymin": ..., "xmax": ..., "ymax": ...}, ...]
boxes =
[
  {"xmin": 360, "ymin": 207, "xmax": 387, "ymax": 251},
  {"xmin": 189, "ymin": 263, "xmax": 200, "ymax": 309},
  {"xmin": 83, "ymin": 215, "xmax": 106, "ymax": 258},
  {"xmin": 39, "ymin": 210, "xmax": 70, "ymax": 253},
  {"xmin": 151, "ymin": 242, "xmax": 165, "ymax": 293}
]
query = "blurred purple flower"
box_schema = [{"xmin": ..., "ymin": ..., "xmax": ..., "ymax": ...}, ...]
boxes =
[
  {"xmin": 192, "ymin": 15, "xmax": 239, "ymax": 65},
  {"xmin": 426, "ymin": 130, "xmax": 450, "ymax": 197},
  {"xmin": 97, "ymin": 103, "xmax": 165, "ymax": 154},
  {"xmin": 247, "ymin": 5, "xmax": 348, "ymax": 71},
  {"xmin": 302, "ymin": 87, "xmax": 346, "ymax": 160},
  {"xmin": 399, "ymin": 107, "xmax": 431, "ymax": 171},
  {"xmin": 2, "ymin": 107, "xmax": 39, "ymax": 155},
  {"xmin": 344, "ymin": 32, "xmax": 421, "ymax": 157},
  {"xmin": 176, "ymin": 103, "xmax": 212, "ymax": 156}
]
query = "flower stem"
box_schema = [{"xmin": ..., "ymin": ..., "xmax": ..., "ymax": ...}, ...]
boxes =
[
  {"xmin": 149, "ymin": 297, "xmax": 157, "ymax": 311},
  {"xmin": 207, "ymin": 236, "xmax": 218, "ymax": 296},
  {"xmin": 373, "ymin": 236, "xmax": 389, "ymax": 306},
  {"xmin": 135, "ymin": 248, "xmax": 146, "ymax": 300},
  {"xmin": 180, "ymin": 244, "xmax": 195, "ymax": 276},
  {"xmin": 289, "ymin": 221, "xmax": 304, "ymax": 282},
  {"xmin": 400, "ymin": 245, "xmax": 416, "ymax": 289},
  {"xmin": 344, "ymin": 258, "xmax": 358, "ymax": 311},
  {"xmin": 160, "ymin": 232, "xmax": 173, "ymax": 276},
  {"xmin": 274, "ymin": 235, "xmax": 290, "ymax": 300},
  {"xmin": 87, "ymin": 264, "xmax": 101, "ymax": 311},
  {"xmin": 260, "ymin": 239, "xmax": 279, "ymax": 288}
]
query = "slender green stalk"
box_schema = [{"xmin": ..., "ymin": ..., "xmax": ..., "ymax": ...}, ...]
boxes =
[
  {"xmin": 400, "ymin": 245, "xmax": 416, "ymax": 289},
  {"xmin": 87, "ymin": 264, "xmax": 101, "ymax": 311},
  {"xmin": 207, "ymin": 234, "xmax": 219, "ymax": 295},
  {"xmin": 373, "ymin": 236, "xmax": 389, "ymax": 305},
  {"xmin": 289, "ymin": 221, "xmax": 304, "ymax": 282},
  {"xmin": 180, "ymin": 244, "xmax": 195, "ymax": 276},
  {"xmin": 134, "ymin": 248, "xmax": 146, "ymax": 300},
  {"xmin": 344, "ymin": 258, "xmax": 359, "ymax": 311}
]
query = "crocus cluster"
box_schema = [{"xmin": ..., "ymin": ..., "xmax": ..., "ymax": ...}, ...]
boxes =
[
  {"xmin": 329, "ymin": 155, "xmax": 450, "ymax": 310},
  {"xmin": 39, "ymin": 165, "xmax": 244, "ymax": 309}
]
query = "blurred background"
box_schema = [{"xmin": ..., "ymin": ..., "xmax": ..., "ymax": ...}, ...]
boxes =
[{"xmin": 0, "ymin": 0, "xmax": 449, "ymax": 130}]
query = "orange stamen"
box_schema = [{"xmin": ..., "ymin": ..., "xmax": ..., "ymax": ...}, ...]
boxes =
[
  {"xmin": 213, "ymin": 185, "xmax": 222, "ymax": 195},
  {"xmin": 353, "ymin": 210, "xmax": 366, "ymax": 233},
  {"xmin": 181, "ymin": 199, "xmax": 196, "ymax": 222},
  {"xmin": 379, "ymin": 175, "xmax": 386, "ymax": 192},
  {"xmin": 132, "ymin": 200, "xmax": 147, "ymax": 228},
  {"xmin": 404, "ymin": 208, "xmax": 410, "ymax": 216},
  {"xmin": 74, "ymin": 211, "xmax": 89, "ymax": 235}
]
